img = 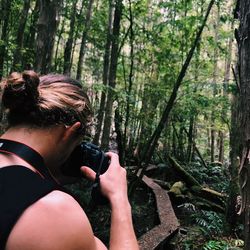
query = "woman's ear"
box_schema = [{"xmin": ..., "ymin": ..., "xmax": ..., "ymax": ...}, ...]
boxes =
[
  {"xmin": 63, "ymin": 122, "xmax": 82, "ymax": 141},
  {"xmin": 71, "ymin": 122, "xmax": 82, "ymax": 134}
]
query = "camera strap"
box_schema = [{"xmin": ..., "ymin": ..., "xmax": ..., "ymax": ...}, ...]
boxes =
[
  {"xmin": 93, "ymin": 153, "xmax": 105, "ymax": 186},
  {"xmin": 0, "ymin": 138, "xmax": 56, "ymax": 182},
  {"xmin": 91, "ymin": 153, "xmax": 109, "ymax": 205}
]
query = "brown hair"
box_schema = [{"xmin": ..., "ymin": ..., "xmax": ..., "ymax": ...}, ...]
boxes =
[{"xmin": 0, "ymin": 71, "xmax": 92, "ymax": 133}]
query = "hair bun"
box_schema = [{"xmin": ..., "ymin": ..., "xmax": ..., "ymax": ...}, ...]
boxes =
[{"xmin": 1, "ymin": 70, "xmax": 40, "ymax": 112}]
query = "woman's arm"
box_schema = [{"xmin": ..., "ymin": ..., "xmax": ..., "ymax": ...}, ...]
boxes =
[{"xmin": 82, "ymin": 152, "xmax": 139, "ymax": 250}]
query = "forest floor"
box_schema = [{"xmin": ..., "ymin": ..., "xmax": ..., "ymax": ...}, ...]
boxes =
[
  {"xmin": 67, "ymin": 163, "xmax": 244, "ymax": 250},
  {"xmin": 68, "ymin": 175, "xmax": 158, "ymax": 245}
]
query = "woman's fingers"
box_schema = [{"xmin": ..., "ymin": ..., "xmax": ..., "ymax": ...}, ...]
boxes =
[{"xmin": 80, "ymin": 166, "xmax": 96, "ymax": 181}]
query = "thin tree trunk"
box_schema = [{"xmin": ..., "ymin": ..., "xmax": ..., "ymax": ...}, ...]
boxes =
[
  {"xmin": 101, "ymin": 0, "xmax": 123, "ymax": 150},
  {"xmin": 12, "ymin": 0, "xmax": 31, "ymax": 72},
  {"xmin": 23, "ymin": 0, "xmax": 39, "ymax": 69},
  {"xmin": 211, "ymin": 4, "xmax": 220, "ymax": 163},
  {"xmin": 114, "ymin": 107, "xmax": 124, "ymax": 164},
  {"xmin": 218, "ymin": 131, "xmax": 224, "ymax": 163},
  {"xmin": 187, "ymin": 115, "xmax": 194, "ymax": 162},
  {"xmin": 76, "ymin": 0, "xmax": 95, "ymax": 80},
  {"xmin": 123, "ymin": 0, "xmax": 134, "ymax": 164},
  {"xmin": 219, "ymin": 20, "xmax": 234, "ymax": 164},
  {"xmin": 210, "ymin": 128, "xmax": 215, "ymax": 162},
  {"xmin": 0, "ymin": 0, "xmax": 11, "ymax": 80},
  {"xmin": 70, "ymin": 0, "xmax": 85, "ymax": 71},
  {"xmin": 178, "ymin": 116, "xmax": 208, "ymax": 169},
  {"xmin": 93, "ymin": 0, "xmax": 114, "ymax": 145},
  {"xmin": 138, "ymin": 0, "xmax": 215, "ymax": 178},
  {"xmin": 53, "ymin": 16, "xmax": 66, "ymax": 72},
  {"xmin": 63, "ymin": 0, "xmax": 77, "ymax": 75},
  {"xmin": 34, "ymin": 0, "xmax": 62, "ymax": 74},
  {"xmin": 172, "ymin": 123, "xmax": 177, "ymax": 157}
]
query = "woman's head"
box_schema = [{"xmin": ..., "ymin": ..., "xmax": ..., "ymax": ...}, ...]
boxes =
[{"xmin": 0, "ymin": 71, "xmax": 92, "ymax": 134}]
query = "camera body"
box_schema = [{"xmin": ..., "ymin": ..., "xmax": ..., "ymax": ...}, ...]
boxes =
[{"xmin": 61, "ymin": 142, "xmax": 110, "ymax": 177}]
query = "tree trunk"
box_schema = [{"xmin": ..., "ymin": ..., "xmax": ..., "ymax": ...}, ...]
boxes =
[
  {"xmin": 226, "ymin": 92, "xmax": 241, "ymax": 234},
  {"xmin": 12, "ymin": 0, "xmax": 31, "ymax": 72},
  {"xmin": 121, "ymin": 0, "xmax": 134, "ymax": 164},
  {"xmin": 138, "ymin": 0, "xmax": 215, "ymax": 178},
  {"xmin": 210, "ymin": 128, "xmax": 215, "ymax": 162},
  {"xmin": 224, "ymin": 18, "xmax": 239, "ymax": 234},
  {"xmin": 53, "ymin": 16, "xmax": 66, "ymax": 71},
  {"xmin": 34, "ymin": 0, "xmax": 62, "ymax": 74},
  {"xmin": 218, "ymin": 131, "xmax": 224, "ymax": 163},
  {"xmin": 235, "ymin": 0, "xmax": 250, "ymax": 248},
  {"xmin": 187, "ymin": 114, "xmax": 194, "ymax": 162},
  {"xmin": 63, "ymin": 0, "xmax": 78, "ymax": 75},
  {"xmin": 76, "ymin": 0, "xmax": 95, "ymax": 80},
  {"xmin": 23, "ymin": 0, "xmax": 39, "ymax": 69},
  {"xmin": 93, "ymin": 0, "xmax": 114, "ymax": 145},
  {"xmin": 101, "ymin": 0, "xmax": 123, "ymax": 150},
  {"xmin": 211, "ymin": 4, "xmax": 220, "ymax": 163},
  {"xmin": 0, "ymin": 0, "xmax": 11, "ymax": 80},
  {"xmin": 114, "ymin": 107, "xmax": 124, "ymax": 164}
]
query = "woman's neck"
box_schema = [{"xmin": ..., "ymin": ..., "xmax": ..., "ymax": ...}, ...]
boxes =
[{"xmin": 0, "ymin": 125, "xmax": 65, "ymax": 173}]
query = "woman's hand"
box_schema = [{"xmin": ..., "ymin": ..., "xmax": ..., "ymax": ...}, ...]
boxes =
[{"xmin": 80, "ymin": 152, "xmax": 128, "ymax": 205}]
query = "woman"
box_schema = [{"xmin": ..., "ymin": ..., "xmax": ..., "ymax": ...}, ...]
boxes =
[{"xmin": 0, "ymin": 71, "xmax": 138, "ymax": 250}]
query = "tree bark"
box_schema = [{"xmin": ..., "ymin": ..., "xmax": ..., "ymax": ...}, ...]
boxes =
[
  {"xmin": 235, "ymin": 0, "xmax": 250, "ymax": 248},
  {"xmin": 224, "ymin": 18, "xmax": 239, "ymax": 234},
  {"xmin": 211, "ymin": 4, "xmax": 220, "ymax": 163},
  {"xmin": 187, "ymin": 115, "xmax": 195, "ymax": 162},
  {"xmin": 0, "ymin": 0, "xmax": 11, "ymax": 80},
  {"xmin": 63, "ymin": 0, "xmax": 78, "ymax": 75},
  {"xmin": 53, "ymin": 15, "xmax": 66, "ymax": 71},
  {"xmin": 93, "ymin": 0, "xmax": 114, "ymax": 145},
  {"xmin": 76, "ymin": 0, "xmax": 95, "ymax": 80},
  {"xmin": 12, "ymin": 0, "xmax": 31, "ymax": 72},
  {"xmin": 101, "ymin": 0, "xmax": 123, "ymax": 150},
  {"xmin": 34, "ymin": 0, "xmax": 62, "ymax": 74},
  {"xmin": 114, "ymin": 107, "xmax": 124, "ymax": 164},
  {"xmin": 23, "ymin": 0, "xmax": 39, "ymax": 69},
  {"xmin": 226, "ymin": 91, "xmax": 241, "ymax": 234},
  {"xmin": 123, "ymin": 0, "xmax": 134, "ymax": 164},
  {"xmin": 179, "ymin": 118, "xmax": 208, "ymax": 169}
]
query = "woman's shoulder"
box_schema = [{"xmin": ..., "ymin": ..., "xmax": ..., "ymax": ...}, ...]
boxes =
[
  {"xmin": 6, "ymin": 190, "xmax": 97, "ymax": 250},
  {"xmin": 39, "ymin": 189, "xmax": 82, "ymax": 209}
]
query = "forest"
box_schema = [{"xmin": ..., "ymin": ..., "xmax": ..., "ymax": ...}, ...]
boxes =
[{"xmin": 1, "ymin": 0, "xmax": 250, "ymax": 249}]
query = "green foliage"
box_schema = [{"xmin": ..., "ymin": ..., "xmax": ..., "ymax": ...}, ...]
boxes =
[
  {"xmin": 203, "ymin": 240, "xmax": 231, "ymax": 250},
  {"xmin": 203, "ymin": 239, "xmax": 243, "ymax": 250},
  {"xmin": 191, "ymin": 210, "xmax": 224, "ymax": 237},
  {"xmin": 181, "ymin": 155, "xmax": 229, "ymax": 195}
]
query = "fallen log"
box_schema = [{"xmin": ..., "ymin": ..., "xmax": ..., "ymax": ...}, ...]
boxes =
[
  {"xmin": 168, "ymin": 155, "xmax": 201, "ymax": 187},
  {"xmin": 168, "ymin": 181, "xmax": 225, "ymax": 213},
  {"xmin": 168, "ymin": 155, "xmax": 226, "ymax": 211}
]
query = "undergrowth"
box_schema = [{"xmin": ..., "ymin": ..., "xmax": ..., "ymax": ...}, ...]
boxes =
[{"xmin": 174, "ymin": 159, "xmax": 243, "ymax": 249}]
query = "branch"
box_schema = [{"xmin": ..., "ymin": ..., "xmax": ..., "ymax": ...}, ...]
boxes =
[{"xmin": 137, "ymin": 0, "xmax": 216, "ymax": 179}]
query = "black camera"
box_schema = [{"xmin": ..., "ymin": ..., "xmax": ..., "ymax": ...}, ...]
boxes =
[
  {"xmin": 61, "ymin": 142, "xmax": 110, "ymax": 205},
  {"xmin": 61, "ymin": 142, "xmax": 110, "ymax": 177}
]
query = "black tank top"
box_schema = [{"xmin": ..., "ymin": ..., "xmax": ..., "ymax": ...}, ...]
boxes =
[{"xmin": 0, "ymin": 165, "xmax": 61, "ymax": 249}]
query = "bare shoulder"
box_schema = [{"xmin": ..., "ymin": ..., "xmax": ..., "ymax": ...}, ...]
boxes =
[{"xmin": 6, "ymin": 190, "xmax": 107, "ymax": 250}]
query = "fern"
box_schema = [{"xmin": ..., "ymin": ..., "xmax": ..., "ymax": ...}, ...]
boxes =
[
  {"xmin": 203, "ymin": 240, "xmax": 227, "ymax": 250},
  {"xmin": 191, "ymin": 210, "xmax": 224, "ymax": 237},
  {"xmin": 203, "ymin": 239, "xmax": 243, "ymax": 250}
]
